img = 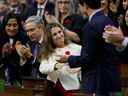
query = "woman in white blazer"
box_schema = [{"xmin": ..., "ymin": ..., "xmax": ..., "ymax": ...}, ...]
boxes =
[{"xmin": 39, "ymin": 23, "xmax": 81, "ymax": 96}]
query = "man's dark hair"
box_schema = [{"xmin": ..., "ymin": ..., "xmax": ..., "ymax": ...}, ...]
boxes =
[{"xmin": 79, "ymin": 0, "xmax": 101, "ymax": 9}]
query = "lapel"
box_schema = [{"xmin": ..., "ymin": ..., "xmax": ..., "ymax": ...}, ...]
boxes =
[{"xmin": 90, "ymin": 11, "xmax": 104, "ymax": 22}]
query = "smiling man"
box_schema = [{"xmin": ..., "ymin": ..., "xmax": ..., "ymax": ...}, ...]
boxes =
[{"xmin": 15, "ymin": 16, "xmax": 46, "ymax": 78}]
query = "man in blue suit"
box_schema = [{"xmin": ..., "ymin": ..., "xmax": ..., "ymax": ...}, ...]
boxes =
[{"xmin": 57, "ymin": 0, "xmax": 121, "ymax": 95}]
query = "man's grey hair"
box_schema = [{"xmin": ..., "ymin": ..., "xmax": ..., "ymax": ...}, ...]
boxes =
[{"xmin": 25, "ymin": 16, "xmax": 44, "ymax": 26}]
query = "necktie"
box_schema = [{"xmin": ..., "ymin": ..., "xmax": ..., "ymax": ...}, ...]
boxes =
[
  {"xmin": 38, "ymin": 8, "xmax": 43, "ymax": 16},
  {"xmin": 31, "ymin": 42, "xmax": 40, "ymax": 63},
  {"xmin": 31, "ymin": 42, "xmax": 40, "ymax": 77},
  {"xmin": 12, "ymin": 8, "xmax": 16, "ymax": 13}
]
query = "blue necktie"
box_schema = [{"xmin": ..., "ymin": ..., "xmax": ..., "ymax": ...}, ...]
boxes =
[
  {"xmin": 31, "ymin": 42, "xmax": 40, "ymax": 77},
  {"xmin": 31, "ymin": 42, "xmax": 40, "ymax": 63}
]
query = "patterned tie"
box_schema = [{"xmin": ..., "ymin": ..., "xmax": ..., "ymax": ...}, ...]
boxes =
[{"xmin": 38, "ymin": 8, "xmax": 43, "ymax": 17}]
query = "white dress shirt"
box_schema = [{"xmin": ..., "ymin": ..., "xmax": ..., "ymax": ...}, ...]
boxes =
[
  {"xmin": 36, "ymin": 0, "xmax": 48, "ymax": 17},
  {"xmin": 37, "ymin": 5, "xmax": 45, "ymax": 17},
  {"xmin": 116, "ymin": 37, "xmax": 128, "ymax": 51},
  {"xmin": 39, "ymin": 43, "xmax": 81, "ymax": 90}
]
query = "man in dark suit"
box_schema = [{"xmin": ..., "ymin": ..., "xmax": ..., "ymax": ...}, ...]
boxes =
[
  {"xmin": 32, "ymin": 0, "xmax": 48, "ymax": 17},
  {"xmin": 6, "ymin": 0, "xmax": 33, "ymax": 21},
  {"xmin": 15, "ymin": 16, "xmax": 46, "ymax": 78},
  {"xmin": 57, "ymin": 0, "xmax": 121, "ymax": 95}
]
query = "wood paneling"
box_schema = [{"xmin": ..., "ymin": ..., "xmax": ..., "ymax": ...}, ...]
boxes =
[{"xmin": 0, "ymin": 77, "xmax": 52, "ymax": 96}]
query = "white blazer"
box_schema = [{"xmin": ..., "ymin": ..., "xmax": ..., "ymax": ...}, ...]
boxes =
[{"xmin": 39, "ymin": 43, "xmax": 81, "ymax": 90}]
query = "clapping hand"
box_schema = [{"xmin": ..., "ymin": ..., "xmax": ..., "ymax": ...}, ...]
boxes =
[
  {"xmin": 2, "ymin": 42, "xmax": 14, "ymax": 57},
  {"xmin": 15, "ymin": 41, "xmax": 32, "ymax": 59},
  {"xmin": 103, "ymin": 25, "xmax": 124, "ymax": 47}
]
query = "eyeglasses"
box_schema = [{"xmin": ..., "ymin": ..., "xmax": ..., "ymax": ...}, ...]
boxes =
[{"xmin": 58, "ymin": 1, "xmax": 70, "ymax": 4}]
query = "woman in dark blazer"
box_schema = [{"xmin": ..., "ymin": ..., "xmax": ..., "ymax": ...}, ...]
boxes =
[{"xmin": 0, "ymin": 12, "xmax": 29, "ymax": 86}]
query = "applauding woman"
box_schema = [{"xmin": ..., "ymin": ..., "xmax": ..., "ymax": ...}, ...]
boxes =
[
  {"xmin": 39, "ymin": 23, "xmax": 82, "ymax": 96},
  {"xmin": 0, "ymin": 12, "xmax": 28, "ymax": 86}
]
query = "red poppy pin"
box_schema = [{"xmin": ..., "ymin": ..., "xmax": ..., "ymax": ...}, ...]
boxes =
[{"xmin": 65, "ymin": 51, "xmax": 70, "ymax": 56}]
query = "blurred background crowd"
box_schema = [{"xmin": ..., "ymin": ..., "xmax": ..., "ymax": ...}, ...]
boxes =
[{"xmin": 0, "ymin": 0, "xmax": 128, "ymax": 96}]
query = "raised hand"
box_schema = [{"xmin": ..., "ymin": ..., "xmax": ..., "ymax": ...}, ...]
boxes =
[
  {"xmin": 15, "ymin": 41, "xmax": 32, "ymax": 59},
  {"xmin": 2, "ymin": 42, "xmax": 14, "ymax": 57},
  {"xmin": 103, "ymin": 25, "xmax": 124, "ymax": 47}
]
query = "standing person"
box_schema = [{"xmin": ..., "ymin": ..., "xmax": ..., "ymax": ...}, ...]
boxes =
[
  {"xmin": 6, "ymin": 0, "xmax": 33, "ymax": 21},
  {"xmin": 15, "ymin": 16, "xmax": 46, "ymax": 78},
  {"xmin": 0, "ymin": 0, "xmax": 8, "ymax": 25},
  {"xmin": 39, "ymin": 23, "xmax": 82, "ymax": 96},
  {"xmin": 101, "ymin": 0, "xmax": 119, "ymax": 27},
  {"xmin": 16, "ymin": 16, "xmax": 45, "ymax": 77},
  {"xmin": 32, "ymin": 0, "xmax": 48, "ymax": 17},
  {"xmin": 55, "ymin": 0, "xmax": 85, "ymax": 44},
  {"xmin": 57, "ymin": 0, "xmax": 121, "ymax": 95},
  {"xmin": 103, "ymin": 8, "xmax": 128, "ymax": 63},
  {"xmin": 0, "ymin": 12, "xmax": 28, "ymax": 86},
  {"xmin": 120, "ymin": 8, "xmax": 128, "ymax": 36},
  {"xmin": 103, "ymin": 8, "xmax": 128, "ymax": 96}
]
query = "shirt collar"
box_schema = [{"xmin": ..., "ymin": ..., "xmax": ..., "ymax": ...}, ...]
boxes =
[
  {"xmin": 89, "ymin": 8, "xmax": 102, "ymax": 22},
  {"xmin": 39, "ymin": 31, "xmax": 44, "ymax": 44},
  {"xmin": 10, "ymin": 7, "xmax": 17, "ymax": 11},
  {"xmin": 37, "ymin": 4, "xmax": 45, "ymax": 9},
  {"xmin": 39, "ymin": 36, "xmax": 43, "ymax": 44},
  {"xmin": 37, "ymin": 0, "xmax": 48, "ymax": 9}
]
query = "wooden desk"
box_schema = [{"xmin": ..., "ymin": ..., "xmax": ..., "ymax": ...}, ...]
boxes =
[
  {"xmin": 0, "ymin": 86, "xmax": 33, "ymax": 96},
  {"xmin": 22, "ymin": 77, "xmax": 51, "ymax": 96},
  {"xmin": 0, "ymin": 77, "xmax": 52, "ymax": 96},
  {"xmin": 121, "ymin": 77, "xmax": 128, "ymax": 96}
]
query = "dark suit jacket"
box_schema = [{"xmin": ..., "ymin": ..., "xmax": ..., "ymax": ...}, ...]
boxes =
[
  {"xmin": 0, "ymin": 31, "xmax": 28, "ymax": 82},
  {"xmin": 8, "ymin": 4, "xmax": 34, "ymax": 21},
  {"xmin": 20, "ymin": 41, "xmax": 46, "ymax": 78},
  {"xmin": 68, "ymin": 11, "xmax": 120, "ymax": 94},
  {"xmin": 31, "ymin": 1, "xmax": 54, "ymax": 16},
  {"xmin": 19, "ymin": 3, "xmax": 34, "ymax": 21},
  {"xmin": 116, "ymin": 44, "xmax": 128, "ymax": 64}
]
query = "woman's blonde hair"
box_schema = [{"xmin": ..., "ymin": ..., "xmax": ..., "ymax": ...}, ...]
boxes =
[
  {"xmin": 55, "ymin": 0, "xmax": 76, "ymax": 21},
  {"xmin": 38, "ymin": 23, "xmax": 70, "ymax": 61}
]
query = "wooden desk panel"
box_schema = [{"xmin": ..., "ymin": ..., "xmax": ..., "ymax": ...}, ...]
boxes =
[
  {"xmin": 0, "ymin": 87, "xmax": 32, "ymax": 96},
  {"xmin": 0, "ymin": 78, "xmax": 52, "ymax": 96}
]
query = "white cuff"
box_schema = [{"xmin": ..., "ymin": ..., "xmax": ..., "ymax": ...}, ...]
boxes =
[
  {"xmin": 116, "ymin": 37, "xmax": 128, "ymax": 52},
  {"xmin": 20, "ymin": 57, "xmax": 26, "ymax": 66}
]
